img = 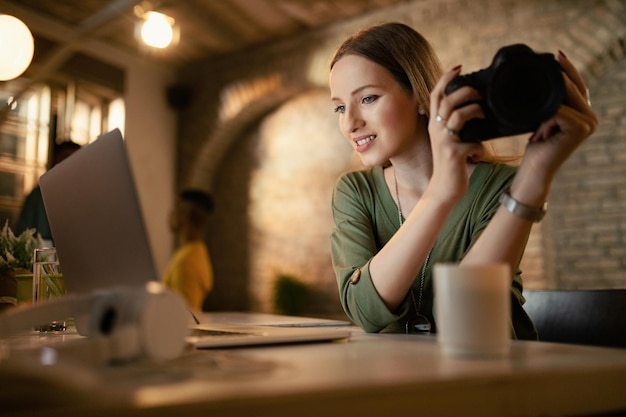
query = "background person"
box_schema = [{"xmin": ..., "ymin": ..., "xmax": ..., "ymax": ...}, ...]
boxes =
[
  {"xmin": 162, "ymin": 189, "xmax": 214, "ymax": 312},
  {"xmin": 16, "ymin": 141, "xmax": 81, "ymax": 245},
  {"xmin": 328, "ymin": 22, "xmax": 597, "ymax": 337}
]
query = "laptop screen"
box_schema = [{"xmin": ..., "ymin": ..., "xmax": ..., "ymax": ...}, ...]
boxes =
[{"xmin": 39, "ymin": 129, "xmax": 157, "ymax": 295}]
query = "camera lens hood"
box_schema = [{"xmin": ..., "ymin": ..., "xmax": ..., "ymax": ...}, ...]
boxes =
[{"xmin": 488, "ymin": 50, "xmax": 565, "ymax": 132}]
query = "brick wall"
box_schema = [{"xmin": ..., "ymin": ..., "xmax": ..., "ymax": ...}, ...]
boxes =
[
  {"xmin": 177, "ymin": 0, "xmax": 626, "ymax": 314},
  {"xmin": 548, "ymin": 52, "xmax": 626, "ymax": 288}
]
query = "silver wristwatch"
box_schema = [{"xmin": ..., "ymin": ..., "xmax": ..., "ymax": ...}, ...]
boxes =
[{"xmin": 499, "ymin": 190, "xmax": 547, "ymax": 222}]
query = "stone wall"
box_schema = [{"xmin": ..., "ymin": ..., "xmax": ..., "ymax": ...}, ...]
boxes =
[{"xmin": 176, "ymin": 0, "xmax": 626, "ymax": 315}]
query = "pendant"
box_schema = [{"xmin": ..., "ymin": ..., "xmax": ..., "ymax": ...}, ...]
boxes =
[{"xmin": 406, "ymin": 314, "xmax": 431, "ymax": 334}]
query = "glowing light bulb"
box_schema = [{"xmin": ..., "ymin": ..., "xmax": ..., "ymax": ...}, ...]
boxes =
[
  {"xmin": 0, "ymin": 14, "xmax": 34, "ymax": 81},
  {"xmin": 140, "ymin": 12, "xmax": 174, "ymax": 49}
]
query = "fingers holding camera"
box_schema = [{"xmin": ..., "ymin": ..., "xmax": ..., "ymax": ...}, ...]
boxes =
[
  {"xmin": 557, "ymin": 51, "xmax": 597, "ymax": 133},
  {"xmin": 562, "ymin": 76, "xmax": 598, "ymax": 130},
  {"xmin": 430, "ymin": 66, "xmax": 484, "ymax": 142},
  {"xmin": 443, "ymin": 102, "xmax": 484, "ymax": 138},
  {"xmin": 557, "ymin": 51, "xmax": 591, "ymax": 106},
  {"xmin": 436, "ymin": 87, "xmax": 482, "ymax": 128},
  {"xmin": 523, "ymin": 105, "xmax": 597, "ymax": 185},
  {"xmin": 533, "ymin": 100, "xmax": 597, "ymax": 145},
  {"xmin": 538, "ymin": 60, "xmax": 598, "ymax": 144},
  {"xmin": 528, "ymin": 51, "xmax": 597, "ymax": 146},
  {"xmin": 430, "ymin": 65, "xmax": 463, "ymax": 121}
]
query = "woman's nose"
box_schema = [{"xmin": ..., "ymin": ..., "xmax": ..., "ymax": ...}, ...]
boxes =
[{"xmin": 342, "ymin": 106, "xmax": 364, "ymax": 134}]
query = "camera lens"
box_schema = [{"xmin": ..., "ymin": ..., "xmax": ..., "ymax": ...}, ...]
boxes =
[{"xmin": 488, "ymin": 56, "xmax": 564, "ymax": 132}]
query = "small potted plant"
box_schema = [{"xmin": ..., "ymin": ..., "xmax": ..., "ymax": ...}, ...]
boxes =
[
  {"xmin": 273, "ymin": 274, "xmax": 310, "ymax": 316},
  {"xmin": 0, "ymin": 220, "xmax": 43, "ymax": 311}
]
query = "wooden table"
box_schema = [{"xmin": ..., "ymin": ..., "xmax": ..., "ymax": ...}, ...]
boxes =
[{"xmin": 2, "ymin": 313, "xmax": 626, "ymax": 417}]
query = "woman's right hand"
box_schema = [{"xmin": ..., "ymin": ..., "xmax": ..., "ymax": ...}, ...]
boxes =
[{"xmin": 426, "ymin": 66, "xmax": 485, "ymax": 204}]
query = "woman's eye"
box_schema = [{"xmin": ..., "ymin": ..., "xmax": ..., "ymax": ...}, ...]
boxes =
[
  {"xmin": 362, "ymin": 95, "xmax": 378, "ymax": 104},
  {"xmin": 333, "ymin": 105, "xmax": 345, "ymax": 114}
]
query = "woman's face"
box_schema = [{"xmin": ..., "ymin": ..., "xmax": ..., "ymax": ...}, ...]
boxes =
[{"xmin": 330, "ymin": 54, "xmax": 421, "ymax": 167}]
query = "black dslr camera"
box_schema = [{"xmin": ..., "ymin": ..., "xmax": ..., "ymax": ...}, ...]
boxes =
[{"xmin": 444, "ymin": 44, "xmax": 565, "ymax": 142}]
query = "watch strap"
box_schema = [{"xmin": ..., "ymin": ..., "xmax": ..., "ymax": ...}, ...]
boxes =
[{"xmin": 499, "ymin": 190, "xmax": 547, "ymax": 222}]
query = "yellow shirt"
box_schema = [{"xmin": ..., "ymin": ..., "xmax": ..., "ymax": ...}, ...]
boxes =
[{"xmin": 163, "ymin": 240, "xmax": 213, "ymax": 311}]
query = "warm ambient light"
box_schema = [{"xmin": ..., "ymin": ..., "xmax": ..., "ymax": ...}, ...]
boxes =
[
  {"xmin": 140, "ymin": 11, "xmax": 174, "ymax": 49},
  {"xmin": 0, "ymin": 14, "xmax": 34, "ymax": 81}
]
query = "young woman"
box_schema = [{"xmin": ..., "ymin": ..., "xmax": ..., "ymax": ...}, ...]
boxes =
[{"xmin": 329, "ymin": 22, "xmax": 597, "ymax": 337}]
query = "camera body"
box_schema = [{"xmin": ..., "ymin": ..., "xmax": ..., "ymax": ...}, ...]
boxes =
[{"xmin": 444, "ymin": 44, "xmax": 565, "ymax": 142}]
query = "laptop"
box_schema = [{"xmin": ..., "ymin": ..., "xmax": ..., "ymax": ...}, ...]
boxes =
[
  {"xmin": 39, "ymin": 129, "xmax": 351, "ymax": 348},
  {"xmin": 197, "ymin": 311, "xmax": 351, "ymax": 327}
]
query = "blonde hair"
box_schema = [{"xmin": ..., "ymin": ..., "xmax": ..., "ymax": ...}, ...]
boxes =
[{"xmin": 330, "ymin": 22, "xmax": 441, "ymax": 118}]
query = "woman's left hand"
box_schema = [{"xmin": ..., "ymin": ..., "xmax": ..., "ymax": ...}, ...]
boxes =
[{"xmin": 517, "ymin": 51, "xmax": 598, "ymax": 187}]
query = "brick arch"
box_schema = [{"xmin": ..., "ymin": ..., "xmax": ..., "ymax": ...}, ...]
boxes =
[
  {"xmin": 199, "ymin": 87, "xmax": 343, "ymax": 312},
  {"xmin": 186, "ymin": 85, "xmax": 307, "ymax": 192},
  {"xmin": 579, "ymin": 37, "xmax": 626, "ymax": 85}
]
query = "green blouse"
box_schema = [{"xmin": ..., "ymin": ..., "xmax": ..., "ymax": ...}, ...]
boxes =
[{"xmin": 330, "ymin": 162, "xmax": 537, "ymax": 339}]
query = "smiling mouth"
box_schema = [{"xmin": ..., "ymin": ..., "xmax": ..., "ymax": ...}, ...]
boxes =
[{"xmin": 356, "ymin": 135, "xmax": 376, "ymax": 146}]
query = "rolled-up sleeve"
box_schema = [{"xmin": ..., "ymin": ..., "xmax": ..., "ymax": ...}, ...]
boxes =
[{"xmin": 330, "ymin": 174, "xmax": 409, "ymax": 332}]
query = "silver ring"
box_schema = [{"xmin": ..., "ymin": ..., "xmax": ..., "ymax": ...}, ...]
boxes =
[
  {"xmin": 446, "ymin": 127, "xmax": 457, "ymax": 136},
  {"xmin": 435, "ymin": 114, "xmax": 445, "ymax": 123}
]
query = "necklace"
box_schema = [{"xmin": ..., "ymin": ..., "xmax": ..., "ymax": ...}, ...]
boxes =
[{"xmin": 394, "ymin": 169, "xmax": 432, "ymax": 334}]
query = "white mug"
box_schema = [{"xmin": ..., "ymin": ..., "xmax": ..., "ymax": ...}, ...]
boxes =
[{"xmin": 434, "ymin": 263, "xmax": 511, "ymax": 358}]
